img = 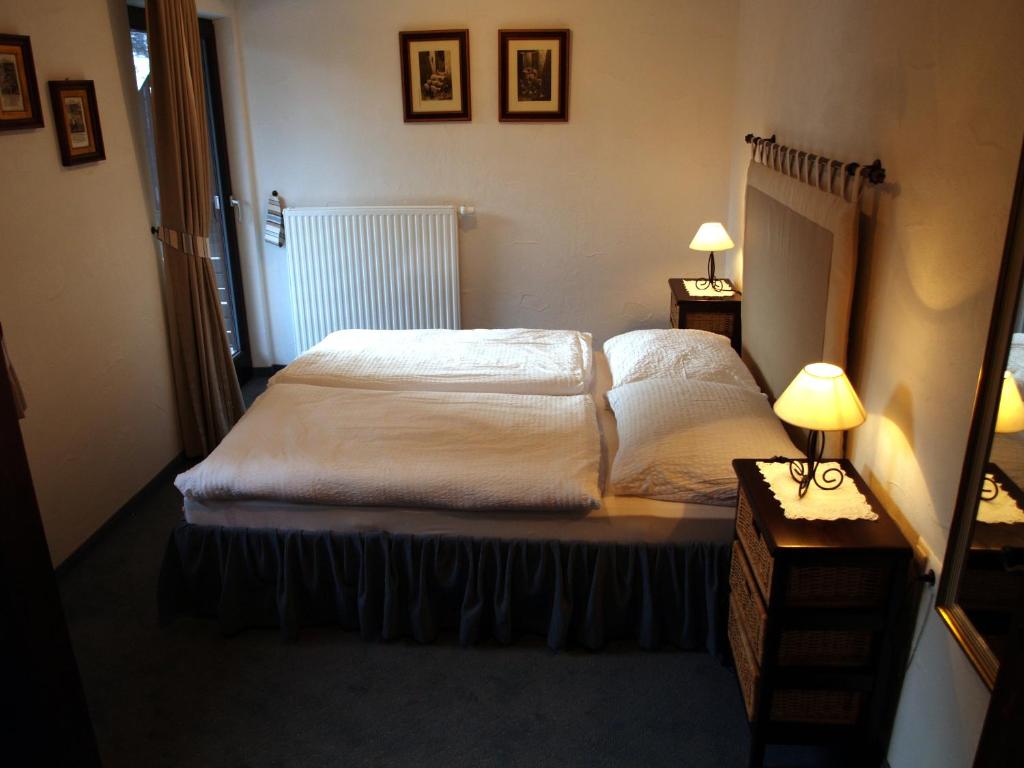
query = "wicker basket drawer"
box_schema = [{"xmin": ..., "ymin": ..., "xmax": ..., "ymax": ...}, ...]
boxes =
[
  {"xmin": 687, "ymin": 311, "xmax": 734, "ymax": 338},
  {"xmin": 778, "ymin": 629, "xmax": 874, "ymax": 667},
  {"xmin": 958, "ymin": 567, "xmax": 1022, "ymax": 611},
  {"xmin": 728, "ymin": 602, "xmax": 759, "ymax": 722},
  {"xmin": 730, "ymin": 542, "xmax": 767, "ymax": 661},
  {"xmin": 770, "ymin": 689, "xmax": 864, "ymax": 726},
  {"xmin": 731, "ymin": 542, "xmax": 874, "ymax": 667},
  {"xmin": 737, "ymin": 485, "xmax": 888, "ymax": 609},
  {"xmin": 736, "ymin": 487, "xmax": 774, "ymax": 600},
  {"xmin": 729, "ymin": 605, "xmax": 865, "ymax": 725},
  {"xmin": 784, "ymin": 562, "xmax": 888, "ymax": 608}
]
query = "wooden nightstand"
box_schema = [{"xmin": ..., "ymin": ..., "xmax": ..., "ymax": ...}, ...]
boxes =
[
  {"xmin": 668, "ymin": 277, "xmax": 742, "ymax": 353},
  {"xmin": 959, "ymin": 463, "xmax": 1024, "ymax": 661},
  {"xmin": 729, "ymin": 459, "xmax": 914, "ymax": 768}
]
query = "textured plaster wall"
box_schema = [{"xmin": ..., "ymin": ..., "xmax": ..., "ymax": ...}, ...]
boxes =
[
  {"xmin": 0, "ymin": 0, "xmax": 180, "ymax": 564},
  {"xmin": 233, "ymin": 0, "xmax": 740, "ymax": 363},
  {"xmin": 725, "ymin": 1, "xmax": 1024, "ymax": 765}
]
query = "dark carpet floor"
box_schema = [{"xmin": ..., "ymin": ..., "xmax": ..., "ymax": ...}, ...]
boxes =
[{"xmin": 55, "ymin": 375, "xmax": 843, "ymax": 768}]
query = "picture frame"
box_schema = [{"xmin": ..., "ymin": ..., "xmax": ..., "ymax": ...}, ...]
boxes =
[
  {"xmin": 0, "ymin": 33, "xmax": 44, "ymax": 131},
  {"xmin": 498, "ymin": 29, "xmax": 570, "ymax": 122},
  {"xmin": 48, "ymin": 80, "xmax": 105, "ymax": 166},
  {"xmin": 399, "ymin": 30, "xmax": 471, "ymax": 122}
]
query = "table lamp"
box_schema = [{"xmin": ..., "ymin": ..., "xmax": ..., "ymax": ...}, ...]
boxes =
[
  {"xmin": 688, "ymin": 222, "xmax": 734, "ymax": 293},
  {"xmin": 981, "ymin": 371, "xmax": 1024, "ymax": 500},
  {"xmin": 772, "ymin": 363, "xmax": 866, "ymax": 498}
]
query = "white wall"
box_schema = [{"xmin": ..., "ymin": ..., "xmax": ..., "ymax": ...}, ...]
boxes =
[
  {"xmin": 0, "ymin": 0, "xmax": 180, "ymax": 564},
  {"xmin": 233, "ymin": 0, "xmax": 741, "ymax": 363},
  {"xmin": 726, "ymin": 1, "xmax": 1024, "ymax": 765}
]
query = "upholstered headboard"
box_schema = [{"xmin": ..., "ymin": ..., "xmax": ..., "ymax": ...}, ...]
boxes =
[{"xmin": 741, "ymin": 159, "xmax": 860, "ymax": 455}]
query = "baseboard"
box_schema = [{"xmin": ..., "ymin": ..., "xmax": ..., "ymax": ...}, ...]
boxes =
[{"xmin": 55, "ymin": 452, "xmax": 187, "ymax": 578}]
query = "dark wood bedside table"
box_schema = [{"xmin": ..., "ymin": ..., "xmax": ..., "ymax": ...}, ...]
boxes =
[
  {"xmin": 668, "ymin": 277, "xmax": 742, "ymax": 353},
  {"xmin": 958, "ymin": 463, "xmax": 1024, "ymax": 662},
  {"xmin": 729, "ymin": 458, "xmax": 914, "ymax": 768}
]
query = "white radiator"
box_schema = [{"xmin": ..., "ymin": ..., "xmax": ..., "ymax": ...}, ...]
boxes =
[{"xmin": 283, "ymin": 205, "xmax": 461, "ymax": 353}]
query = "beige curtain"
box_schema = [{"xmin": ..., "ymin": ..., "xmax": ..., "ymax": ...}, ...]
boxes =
[{"xmin": 147, "ymin": 0, "xmax": 243, "ymax": 457}]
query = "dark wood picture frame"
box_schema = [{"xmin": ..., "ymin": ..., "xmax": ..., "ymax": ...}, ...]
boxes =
[
  {"xmin": 398, "ymin": 30, "xmax": 471, "ymax": 123},
  {"xmin": 0, "ymin": 33, "xmax": 44, "ymax": 131},
  {"xmin": 498, "ymin": 29, "xmax": 570, "ymax": 122},
  {"xmin": 48, "ymin": 80, "xmax": 105, "ymax": 166}
]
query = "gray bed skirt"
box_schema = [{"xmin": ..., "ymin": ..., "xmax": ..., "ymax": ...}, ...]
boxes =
[{"xmin": 159, "ymin": 522, "xmax": 732, "ymax": 654}]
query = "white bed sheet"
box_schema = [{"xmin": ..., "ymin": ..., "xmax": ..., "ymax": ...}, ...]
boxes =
[{"xmin": 185, "ymin": 353, "xmax": 737, "ymax": 544}]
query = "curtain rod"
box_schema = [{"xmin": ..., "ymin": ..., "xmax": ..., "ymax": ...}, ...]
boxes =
[{"xmin": 744, "ymin": 133, "xmax": 887, "ymax": 185}]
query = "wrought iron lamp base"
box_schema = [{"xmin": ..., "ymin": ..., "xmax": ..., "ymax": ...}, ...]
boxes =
[
  {"xmin": 693, "ymin": 251, "xmax": 727, "ymax": 293},
  {"xmin": 789, "ymin": 429, "xmax": 845, "ymax": 498}
]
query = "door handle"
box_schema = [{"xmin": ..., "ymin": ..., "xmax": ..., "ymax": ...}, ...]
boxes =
[{"xmin": 229, "ymin": 196, "xmax": 241, "ymax": 221}]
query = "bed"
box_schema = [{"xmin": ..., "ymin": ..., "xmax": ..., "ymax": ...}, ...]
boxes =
[
  {"xmin": 160, "ymin": 155, "xmax": 860, "ymax": 652},
  {"xmin": 160, "ymin": 328, "xmax": 799, "ymax": 652},
  {"xmin": 177, "ymin": 349, "xmax": 751, "ymax": 542}
]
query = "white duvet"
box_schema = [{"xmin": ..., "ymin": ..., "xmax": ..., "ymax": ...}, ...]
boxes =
[
  {"xmin": 269, "ymin": 328, "xmax": 594, "ymax": 396},
  {"xmin": 175, "ymin": 383, "xmax": 602, "ymax": 511}
]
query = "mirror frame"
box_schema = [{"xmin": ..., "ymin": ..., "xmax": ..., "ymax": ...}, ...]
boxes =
[{"xmin": 938, "ymin": 139, "xmax": 1024, "ymax": 690}]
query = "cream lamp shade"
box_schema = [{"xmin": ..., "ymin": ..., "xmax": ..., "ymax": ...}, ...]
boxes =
[
  {"xmin": 995, "ymin": 371, "xmax": 1024, "ymax": 433},
  {"xmin": 689, "ymin": 222, "xmax": 735, "ymax": 252},
  {"xmin": 773, "ymin": 363, "xmax": 866, "ymax": 432}
]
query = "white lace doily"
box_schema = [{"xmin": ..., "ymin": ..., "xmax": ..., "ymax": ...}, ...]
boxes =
[
  {"xmin": 682, "ymin": 279, "xmax": 736, "ymax": 298},
  {"xmin": 978, "ymin": 474, "xmax": 1024, "ymax": 524},
  {"xmin": 756, "ymin": 461, "xmax": 879, "ymax": 521}
]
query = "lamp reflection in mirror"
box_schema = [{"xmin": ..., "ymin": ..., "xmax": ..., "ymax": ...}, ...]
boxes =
[
  {"xmin": 981, "ymin": 371, "xmax": 1024, "ymax": 500},
  {"xmin": 773, "ymin": 363, "xmax": 866, "ymax": 498},
  {"xmin": 688, "ymin": 222, "xmax": 734, "ymax": 293}
]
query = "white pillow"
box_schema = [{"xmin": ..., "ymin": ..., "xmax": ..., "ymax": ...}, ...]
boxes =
[
  {"xmin": 603, "ymin": 329, "xmax": 760, "ymax": 392},
  {"xmin": 608, "ymin": 378, "xmax": 798, "ymax": 506}
]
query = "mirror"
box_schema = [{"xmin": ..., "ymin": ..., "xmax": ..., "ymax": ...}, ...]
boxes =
[{"xmin": 939, "ymin": 140, "xmax": 1024, "ymax": 689}]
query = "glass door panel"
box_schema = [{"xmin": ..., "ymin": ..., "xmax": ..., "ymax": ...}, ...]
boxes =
[{"xmin": 127, "ymin": 8, "xmax": 251, "ymax": 380}]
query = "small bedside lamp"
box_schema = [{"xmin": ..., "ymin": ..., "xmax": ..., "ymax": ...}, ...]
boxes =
[
  {"xmin": 982, "ymin": 371, "xmax": 1024, "ymax": 500},
  {"xmin": 689, "ymin": 222, "xmax": 735, "ymax": 293},
  {"xmin": 773, "ymin": 363, "xmax": 866, "ymax": 498}
]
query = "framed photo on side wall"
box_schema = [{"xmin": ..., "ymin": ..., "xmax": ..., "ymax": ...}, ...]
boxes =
[
  {"xmin": 399, "ymin": 30, "xmax": 471, "ymax": 122},
  {"xmin": 0, "ymin": 33, "xmax": 43, "ymax": 131},
  {"xmin": 48, "ymin": 80, "xmax": 105, "ymax": 166},
  {"xmin": 498, "ymin": 29, "xmax": 570, "ymax": 122}
]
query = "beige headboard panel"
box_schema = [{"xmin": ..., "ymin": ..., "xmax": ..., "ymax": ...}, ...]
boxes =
[{"xmin": 742, "ymin": 160, "xmax": 859, "ymax": 455}]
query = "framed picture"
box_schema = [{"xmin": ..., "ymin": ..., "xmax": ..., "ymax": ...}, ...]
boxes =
[
  {"xmin": 399, "ymin": 30, "xmax": 471, "ymax": 122},
  {"xmin": 48, "ymin": 80, "xmax": 105, "ymax": 166},
  {"xmin": 498, "ymin": 29, "xmax": 570, "ymax": 122},
  {"xmin": 0, "ymin": 34, "xmax": 43, "ymax": 131}
]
